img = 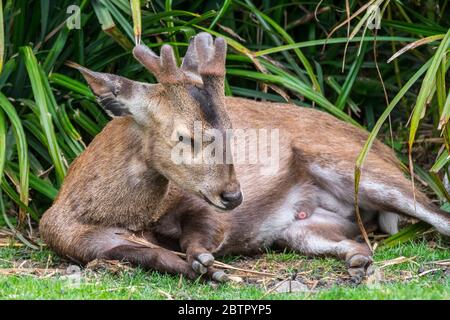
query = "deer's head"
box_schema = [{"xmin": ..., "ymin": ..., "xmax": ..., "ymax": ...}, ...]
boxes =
[{"xmin": 73, "ymin": 33, "xmax": 242, "ymax": 211}]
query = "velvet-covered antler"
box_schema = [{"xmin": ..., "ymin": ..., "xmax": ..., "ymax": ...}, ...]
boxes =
[
  {"xmin": 132, "ymin": 43, "xmax": 201, "ymax": 85},
  {"xmin": 180, "ymin": 32, "xmax": 228, "ymax": 92},
  {"xmin": 194, "ymin": 32, "xmax": 227, "ymax": 81}
]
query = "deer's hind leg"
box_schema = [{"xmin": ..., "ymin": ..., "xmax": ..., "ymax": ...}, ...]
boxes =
[
  {"xmin": 279, "ymin": 208, "xmax": 372, "ymax": 282},
  {"xmin": 308, "ymin": 159, "xmax": 450, "ymax": 236}
]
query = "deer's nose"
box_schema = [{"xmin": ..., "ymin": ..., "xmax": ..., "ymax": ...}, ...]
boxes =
[{"xmin": 220, "ymin": 190, "xmax": 243, "ymax": 210}]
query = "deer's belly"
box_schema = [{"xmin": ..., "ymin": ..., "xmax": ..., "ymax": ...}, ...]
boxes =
[{"xmin": 226, "ymin": 182, "xmax": 355, "ymax": 251}]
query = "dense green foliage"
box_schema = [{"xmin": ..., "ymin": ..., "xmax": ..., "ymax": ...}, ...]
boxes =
[{"xmin": 0, "ymin": 0, "xmax": 449, "ymax": 247}]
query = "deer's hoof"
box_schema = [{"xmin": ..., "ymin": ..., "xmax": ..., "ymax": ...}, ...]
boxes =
[
  {"xmin": 348, "ymin": 253, "xmax": 372, "ymax": 269},
  {"xmin": 347, "ymin": 254, "xmax": 373, "ymax": 284},
  {"xmin": 192, "ymin": 260, "xmax": 208, "ymax": 274},
  {"xmin": 212, "ymin": 270, "xmax": 229, "ymax": 282},
  {"xmin": 197, "ymin": 253, "xmax": 215, "ymax": 267}
]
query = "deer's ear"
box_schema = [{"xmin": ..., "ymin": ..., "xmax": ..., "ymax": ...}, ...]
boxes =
[{"xmin": 70, "ymin": 63, "xmax": 162, "ymax": 123}]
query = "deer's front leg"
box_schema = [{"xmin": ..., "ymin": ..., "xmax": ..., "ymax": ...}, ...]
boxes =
[
  {"xmin": 84, "ymin": 228, "xmax": 196, "ymax": 279},
  {"xmin": 43, "ymin": 221, "xmax": 199, "ymax": 279},
  {"xmin": 178, "ymin": 210, "xmax": 229, "ymax": 282},
  {"xmin": 102, "ymin": 243, "xmax": 198, "ymax": 279}
]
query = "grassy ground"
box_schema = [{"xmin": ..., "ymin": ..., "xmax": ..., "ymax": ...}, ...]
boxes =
[{"xmin": 0, "ymin": 232, "xmax": 449, "ymax": 300}]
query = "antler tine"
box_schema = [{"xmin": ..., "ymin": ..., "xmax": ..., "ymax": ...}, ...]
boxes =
[
  {"xmin": 212, "ymin": 37, "xmax": 227, "ymax": 74},
  {"xmin": 181, "ymin": 38, "xmax": 198, "ymax": 73},
  {"xmin": 195, "ymin": 32, "xmax": 214, "ymax": 64},
  {"xmin": 181, "ymin": 38, "xmax": 203, "ymax": 85},
  {"xmin": 133, "ymin": 44, "xmax": 161, "ymax": 77},
  {"xmin": 159, "ymin": 45, "xmax": 179, "ymax": 80}
]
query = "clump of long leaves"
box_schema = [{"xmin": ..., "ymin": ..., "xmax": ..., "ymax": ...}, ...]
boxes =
[{"xmin": 0, "ymin": 0, "xmax": 449, "ymax": 248}]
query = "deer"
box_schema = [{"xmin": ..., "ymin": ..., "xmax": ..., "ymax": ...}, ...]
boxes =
[
  {"xmin": 39, "ymin": 33, "xmax": 240, "ymax": 281},
  {"xmin": 40, "ymin": 33, "xmax": 450, "ymax": 283}
]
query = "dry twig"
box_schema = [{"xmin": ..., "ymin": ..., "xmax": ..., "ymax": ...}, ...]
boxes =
[{"xmin": 122, "ymin": 234, "xmax": 278, "ymax": 277}]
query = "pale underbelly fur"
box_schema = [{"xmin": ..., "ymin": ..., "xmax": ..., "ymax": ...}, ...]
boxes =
[{"xmin": 244, "ymin": 182, "xmax": 365, "ymax": 250}]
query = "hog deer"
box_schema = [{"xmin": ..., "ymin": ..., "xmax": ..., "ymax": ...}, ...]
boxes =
[
  {"xmin": 40, "ymin": 34, "xmax": 241, "ymax": 281},
  {"xmin": 40, "ymin": 33, "xmax": 450, "ymax": 282}
]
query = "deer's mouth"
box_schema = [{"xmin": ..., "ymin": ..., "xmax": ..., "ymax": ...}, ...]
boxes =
[{"xmin": 200, "ymin": 191, "xmax": 227, "ymax": 211}]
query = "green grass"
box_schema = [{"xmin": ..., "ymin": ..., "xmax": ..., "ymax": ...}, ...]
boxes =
[{"xmin": 1, "ymin": 236, "xmax": 449, "ymax": 300}]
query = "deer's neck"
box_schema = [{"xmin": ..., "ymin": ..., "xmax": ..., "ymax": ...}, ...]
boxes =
[
  {"xmin": 142, "ymin": 168, "xmax": 173, "ymax": 224},
  {"xmin": 126, "ymin": 151, "xmax": 173, "ymax": 225},
  {"xmin": 111, "ymin": 118, "xmax": 175, "ymax": 226}
]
